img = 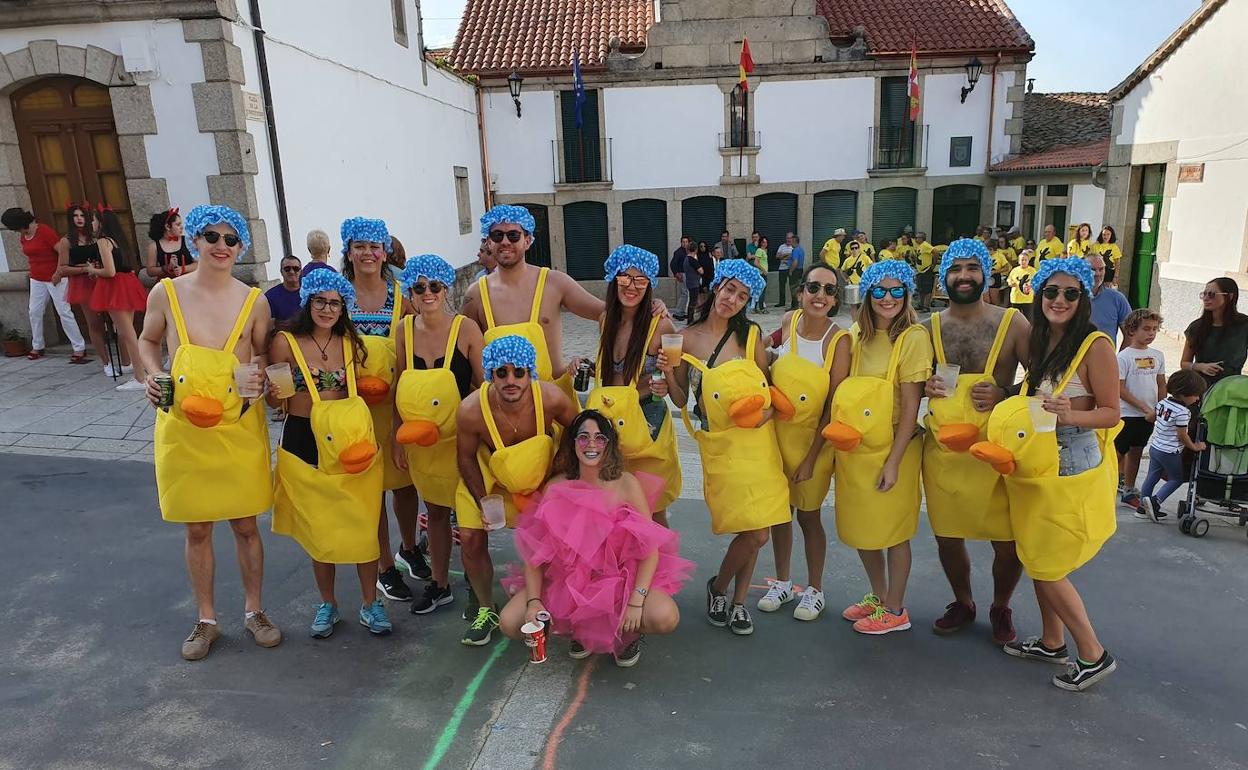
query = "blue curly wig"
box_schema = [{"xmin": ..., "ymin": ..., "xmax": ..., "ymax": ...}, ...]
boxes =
[
  {"xmin": 400, "ymin": 254, "xmax": 455, "ymax": 292},
  {"xmin": 710, "ymin": 258, "xmax": 766, "ymax": 305},
  {"xmin": 860, "ymin": 259, "xmax": 917, "ymax": 295},
  {"xmin": 603, "ymin": 244, "xmax": 659, "ymax": 282},
  {"xmin": 184, "ymin": 205, "xmax": 251, "ymax": 258},
  {"xmin": 939, "ymin": 238, "xmax": 992, "ymax": 296},
  {"xmin": 480, "ymin": 205, "xmax": 536, "ymax": 238},
  {"xmin": 340, "ymin": 217, "xmax": 392, "ymax": 256},
  {"xmin": 1031, "ymin": 256, "xmax": 1094, "ymax": 295},
  {"xmin": 299, "ymin": 266, "xmax": 356, "ymax": 308},
  {"xmin": 482, "ymin": 335, "xmax": 539, "ymax": 382}
]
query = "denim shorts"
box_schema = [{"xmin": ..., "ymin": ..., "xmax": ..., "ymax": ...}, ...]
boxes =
[
  {"xmin": 1057, "ymin": 424, "xmax": 1101, "ymax": 477},
  {"xmin": 641, "ymin": 397, "xmax": 668, "ymax": 441}
]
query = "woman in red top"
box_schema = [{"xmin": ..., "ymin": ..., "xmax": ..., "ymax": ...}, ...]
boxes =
[{"xmin": 1, "ymin": 207, "xmax": 87, "ymax": 362}]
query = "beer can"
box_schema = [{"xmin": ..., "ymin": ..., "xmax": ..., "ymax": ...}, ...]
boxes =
[
  {"xmin": 154, "ymin": 374, "xmax": 174, "ymax": 410},
  {"xmin": 520, "ymin": 619, "xmax": 547, "ymax": 663},
  {"xmin": 573, "ymin": 360, "xmax": 593, "ymax": 392}
]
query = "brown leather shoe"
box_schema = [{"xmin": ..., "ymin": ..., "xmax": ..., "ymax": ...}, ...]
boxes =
[
  {"xmin": 931, "ymin": 601, "xmax": 976, "ymax": 635},
  {"xmin": 181, "ymin": 621, "xmax": 221, "ymax": 661},
  {"xmin": 244, "ymin": 610, "xmax": 282, "ymax": 648},
  {"xmin": 990, "ymin": 605, "xmax": 1017, "ymax": 646}
]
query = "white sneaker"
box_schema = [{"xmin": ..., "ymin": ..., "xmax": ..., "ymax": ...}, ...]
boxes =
[
  {"xmin": 116, "ymin": 378, "xmax": 147, "ymax": 392},
  {"xmin": 121, "ymin": 364, "xmax": 134, "ymax": 374},
  {"xmin": 792, "ymin": 586, "xmax": 825, "ymax": 621},
  {"xmin": 103, "ymin": 363, "xmax": 115, "ymax": 378},
  {"xmin": 757, "ymin": 579, "xmax": 794, "ymax": 612}
]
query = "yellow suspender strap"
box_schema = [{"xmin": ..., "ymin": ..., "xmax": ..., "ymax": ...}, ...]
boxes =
[
  {"xmin": 931, "ymin": 313, "xmax": 945, "ymax": 366},
  {"xmin": 787, "ymin": 310, "xmax": 803, "ymax": 358},
  {"xmin": 530, "ymin": 268, "xmax": 549, "ymax": 324},
  {"xmin": 282, "ymin": 331, "xmax": 320, "ymax": 405},
  {"xmin": 389, "ymin": 280, "xmax": 403, "ymax": 337},
  {"xmin": 824, "ymin": 329, "xmax": 850, "ymax": 374},
  {"xmin": 478, "ymin": 276, "xmax": 495, "ymax": 329},
  {"xmin": 344, "ymin": 336, "xmax": 358, "ymax": 399},
  {"xmin": 533, "ymin": 378, "xmax": 546, "ymax": 433},
  {"xmin": 884, "ymin": 325, "xmax": 920, "ymax": 384},
  {"xmin": 162, "ymin": 278, "xmax": 189, "ymax": 347},
  {"xmin": 746, "ymin": 324, "xmax": 759, "ymax": 361},
  {"xmin": 479, "ymin": 382, "xmax": 505, "ymax": 449},
  {"xmin": 1054, "ymin": 332, "xmax": 1108, "ymax": 396},
  {"xmin": 983, "ymin": 308, "xmax": 1017, "ymax": 375},
  {"xmin": 444, "ymin": 315, "xmax": 465, "ymax": 370},
  {"xmin": 403, "ymin": 315, "xmax": 414, "ymax": 369},
  {"xmin": 223, "ymin": 288, "xmax": 261, "ymax": 354},
  {"xmin": 631, "ymin": 315, "xmax": 663, "ymax": 387}
]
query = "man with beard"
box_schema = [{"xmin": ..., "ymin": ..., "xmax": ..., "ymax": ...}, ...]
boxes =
[
  {"xmin": 454, "ymin": 336, "xmax": 579, "ymax": 646},
  {"xmin": 921, "ymin": 238, "xmax": 1030, "ymax": 646}
]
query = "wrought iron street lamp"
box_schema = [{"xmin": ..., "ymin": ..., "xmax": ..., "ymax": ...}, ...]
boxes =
[
  {"xmin": 960, "ymin": 57, "xmax": 984, "ymax": 103},
  {"xmin": 507, "ymin": 71, "xmax": 524, "ymax": 117}
]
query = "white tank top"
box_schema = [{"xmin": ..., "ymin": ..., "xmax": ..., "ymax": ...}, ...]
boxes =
[{"xmin": 776, "ymin": 322, "xmax": 833, "ymax": 366}]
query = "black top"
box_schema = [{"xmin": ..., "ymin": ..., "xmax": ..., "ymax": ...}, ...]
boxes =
[
  {"xmin": 155, "ymin": 237, "xmax": 195, "ymax": 269},
  {"xmin": 413, "ymin": 345, "xmax": 474, "ymax": 399},
  {"xmin": 698, "ymin": 252, "xmax": 716, "ymax": 288},
  {"xmin": 67, "ymin": 241, "xmax": 99, "ymax": 267},
  {"xmin": 1186, "ymin": 318, "xmax": 1248, "ymax": 386}
]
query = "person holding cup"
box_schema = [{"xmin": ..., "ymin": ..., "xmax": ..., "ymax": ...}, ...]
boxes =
[
  {"xmin": 268, "ymin": 268, "xmax": 391, "ymax": 637},
  {"xmin": 921, "ymin": 239, "xmax": 1030, "ymax": 645},
  {"xmin": 137, "ymin": 204, "xmax": 280, "ymax": 661},
  {"xmin": 500, "ymin": 410, "xmax": 692, "ymax": 667},
  {"xmin": 969, "ymin": 257, "xmax": 1121, "ymax": 691},
  {"xmin": 584, "ymin": 245, "xmax": 682, "ymax": 528},
  {"xmin": 454, "ymin": 336, "xmax": 579, "ymax": 646}
]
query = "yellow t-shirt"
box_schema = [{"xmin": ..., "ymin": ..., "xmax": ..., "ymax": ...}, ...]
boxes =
[
  {"xmin": 991, "ymin": 250, "xmax": 1012, "ymax": 277},
  {"xmin": 879, "ymin": 248, "xmax": 898, "ymax": 261},
  {"xmin": 852, "ymin": 323, "xmax": 934, "ymax": 421},
  {"xmin": 1066, "ymin": 239, "xmax": 1092, "ymax": 257},
  {"xmin": 856, "ymin": 241, "xmax": 876, "ymax": 260},
  {"xmin": 1037, "ymin": 238, "xmax": 1065, "ymax": 261},
  {"xmin": 1008, "ymin": 265, "xmax": 1037, "ymax": 304},
  {"xmin": 1009, "ymin": 236, "xmax": 1026, "ymax": 253},
  {"xmin": 896, "ymin": 244, "xmax": 915, "ymax": 264},
  {"xmin": 914, "ymin": 242, "xmax": 934, "ymax": 273},
  {"xmin": 841, "ymin": 251, "xmax": 874, "ymax": 283},
  {"xmin": 821, "ymin": 238, "xmax": 842, "ymax": 269},
  {"xmin": 1093, "ymin": 242, "xmax": 1121, "ymax": 267}
]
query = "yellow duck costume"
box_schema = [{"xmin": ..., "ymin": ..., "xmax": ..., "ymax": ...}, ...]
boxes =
[
  {"xmin": 154, "ymin": 276, "xmax": 273, "ymax": 523},
  {"xmin": 354, "ymin": 279, "xmax": 407, "ymax": 491},
  {"xmin": 272, "ymin": 331, "xmax": 383, "ymax": 564},
  {"xmin": 770, "ymin": 310, "xmax": 850, "ymax": 510},
  {"xmin": 454, "ymin": 335, "xmax": 557, "ymax": 529},
  {"xmin": 970, "ymin": 332, "xmax": 1120, "ymax": 581},
  {"xmin": 394, "ymin": 313, "xmax": 466, "ymax": 508}
]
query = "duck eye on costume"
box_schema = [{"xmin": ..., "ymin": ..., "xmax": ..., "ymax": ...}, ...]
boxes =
[
  {"xmin": 860, "ymin": 259, "xmax": 917, "ymax": 296},
  {"xmin": 603, "ymin": 244, "xmax": 659, "ymax": 282},
  {"xmin": 938, "ymin": 238, "xmax": 992, "ymax": 295},
  {"xmin": 400, "ymin": 254, "xmax": 455, "ymax": 291},
  {"xmin": 482, "ymin": 335, "xmax": 539, "ymax": 382},
  {"xmin": 299, "ymin": 268, "xmax": 356, "ymax": 308},
  {"xmin": 184, "ymin": 204, "xmax": 251, "ymax": 258},
  {"xmin": 1031, "ymin": 256, "xmax": 1093, "ymax": 294},
  {"xmin": 340, "ymin": 216, "xmax": 392, "ymax": 256},
  {"xmin": 479, "ymin": 204, "xmax": 536, "ymax": 238},
  {"xmin": 709, "ymin": 258, "xmax": 767, "ymax": 305}
]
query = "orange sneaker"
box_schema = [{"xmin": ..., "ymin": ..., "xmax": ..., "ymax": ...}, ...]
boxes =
[
  {"xmin": 853, "ymin": 606, "xmax": 912, "ymax": 635},
  {"xmin": 841, "ymin": 593, "xmax": 882, "ymax": 622}
]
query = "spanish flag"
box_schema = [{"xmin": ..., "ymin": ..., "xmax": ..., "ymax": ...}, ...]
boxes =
[
  {"xmin": 908, "ymin": 42, "xmax": 921, "ymax": 120},
  {"xmin": 739, "ymin": 38, "xmax": 754, "ymax": 91}
]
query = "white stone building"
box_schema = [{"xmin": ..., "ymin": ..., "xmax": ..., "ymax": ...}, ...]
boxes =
[{"xmin": 0, "ymin": 0, "xmax": 485, "ymax": 334}]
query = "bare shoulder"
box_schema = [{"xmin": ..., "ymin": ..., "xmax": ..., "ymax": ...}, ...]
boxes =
[
  {"xmin": 269, "ymin": 329, "xmax": 292, "ymax": 357},
  {"xmin": 539, "ymin": 379, "xmax": 570, "ymax": 405},
  {"xmin": 457, "ymin": 314, "xmax": 484, "ymax": 340},
  {"xmin": 457, "ymin": 390, "xmax": 484, "ymax": 425},
  {"xmin": 1008, "ymin": 305, "xmax": 1031, "ymax": 335}
]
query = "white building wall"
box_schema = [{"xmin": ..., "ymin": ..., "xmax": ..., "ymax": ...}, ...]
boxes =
[
  {"xmin": 753, "ymin": 77, "xmax": 874, "ymax": 182},
  {"xmin": 1069, "ymin": 183, "xmax": 1106, "ymax": 232},
  {"xmin": 482, "ymin": 88, "xmax": 558, "ymax": 196},
  {"xmin": 993, "ymin": 184, "xmax": 1022, "ymax": 230},
  {"xmin": 925, "ymin": 70, "xmax": 1014, "ymax": 175},
  {"xmin": 604, "ymin": 84, "xmax": 722, "ymax": 190}
]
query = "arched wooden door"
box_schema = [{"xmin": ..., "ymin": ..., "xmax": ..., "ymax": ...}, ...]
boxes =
[{"xmin": 11, "ymin": 76, "xmax": 134, "ymax": 238}]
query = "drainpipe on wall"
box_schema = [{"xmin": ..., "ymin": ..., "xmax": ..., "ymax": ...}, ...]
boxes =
[
  {"xmin": 249, "ymin": 0, "xmax": 293, "ymax": 259},
  {"xmin": 984, "ymin": 52, "xmax": 1001, "ymax": 171},
  {"xmin": 475, "ymin": 85, "xmax": 494, "ymax": 210}
]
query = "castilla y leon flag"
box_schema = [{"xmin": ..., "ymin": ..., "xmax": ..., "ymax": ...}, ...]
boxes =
[
  {"xmin": 739, "ymin": 38, "xmax": 754, "ymax": 91},
  {"xmin": 908, "ymin": 42, "xmax": 921, "ymax": 120}
]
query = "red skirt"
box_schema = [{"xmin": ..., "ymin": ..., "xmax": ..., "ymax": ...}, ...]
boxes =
[
  {"xmin": 66, "ymin": 274, "xmax": 96, "ymax": 305},
  {"xmin": 90, "ymin": 272, "xmax": 148, "ymax": 313}
]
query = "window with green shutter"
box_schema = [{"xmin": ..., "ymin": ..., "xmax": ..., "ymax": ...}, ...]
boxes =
[
  {"xmin": 622, "ymin": 199, "xmax": 669, "ymax": 276},
  {"xmin": 752, "ymin": 193, "xmax": 797, "ymax": 259},
  {"xmin": 813, "ymin": 190, "xmax": 857, "ymax": 251},
  {"xmin": 559, "ymin": 90, "xmax": 602, "ymax": 183},
  {"xmin": 870, "ymin": 187, "xmax": 917, "ymax": 248},
  {"xmin": 562, "ymin": 201, "xmax": 608, "ymax": 280},
  {"xmin": 681, "ymin": 196, "xmax": 727, "ymax": 251}
]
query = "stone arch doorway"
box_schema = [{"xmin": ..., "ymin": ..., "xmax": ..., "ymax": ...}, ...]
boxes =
[{"xmin": 11, "ymin": 76, "xmax": 135, "ymax": 238}]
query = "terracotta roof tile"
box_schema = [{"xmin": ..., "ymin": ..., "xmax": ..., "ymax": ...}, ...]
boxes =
[
  {"xmin": 816, "ymin": 0, "xmax": 1033, "ymax": 55},
  {"xmin": 991, "ymin": 138, "xmax": 1109, "ymax": 173},
  {"xmin": 1019, "ymin": 92, "xmax": 1111, "ymax": 155}
]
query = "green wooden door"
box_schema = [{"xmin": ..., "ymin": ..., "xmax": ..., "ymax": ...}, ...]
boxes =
[
  {"xmin": 560, "ymin": 89, "xmax": 601, "ymax": 183},
  {"xmin": 517, "ymin": 203, "xmax": 550, "ymax": 268},
  {"xmin": 813, "ymin": 190, "xmax": 857, "ymax": 253},
  {"xmin": 562, "ymin": 201, "xmax": 608, "ymax": 280},
  {"xmin": 1129, "ymin": 165, "xmax": 1166, "ymax": 307},
  {"xmin": 871, "ymin": 187, "xmax": 917, "ymax": 249},
  {"xmin": 931, "ymin": 184, "xmax": 982, "ymax": 245},
  {"xmin": 622, "ymin": 198, "xmax": 669, "ymax": 276},
  {"xmin": 753, "ymin": 192, "xmax": 797, "ymax": 259},
  {"xmin": 681, "ymin": 196, "xmax": 727, "ymax": 250}
]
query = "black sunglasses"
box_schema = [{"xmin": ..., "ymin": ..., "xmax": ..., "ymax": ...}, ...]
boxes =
[
  {"xmin": 491, "ymin": 365, "xmax": 530, "ymax": 381},
  {"xmin": 488, "ymin": 230, "xmax": 524, "ymax": 243},
  {"xmin": 280, "ymin": 266, "xmax": 300, "ymax": 273},
  {"xmin": 804, "ymin": 281, "xmax": 838, "ymax": 296},
  {"xmin": 411, "ymin": 281, "xmax": 446, "ymax": 295},
  {"xmin": 200, "ymin": 231, "xmax": 241, "ymax": 247},
  {"xmin": 1041, "ymin": 286, "xmax": 1082, "ymax": 302}
]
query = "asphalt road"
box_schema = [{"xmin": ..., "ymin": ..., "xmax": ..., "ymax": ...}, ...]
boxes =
[{"xmin": 2, "ymin": 454, "xmax": 1247, "ymax": 770}]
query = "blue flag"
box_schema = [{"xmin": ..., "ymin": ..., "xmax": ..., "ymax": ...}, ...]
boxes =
[{"xmin": 573, "ymin": 49, "xmax": 586, "ymax": 129}]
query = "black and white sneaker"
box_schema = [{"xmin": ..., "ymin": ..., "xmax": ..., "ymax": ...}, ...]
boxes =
[
  {"xmin": 461, "ymin": 586, "xmax": 480, "ymax": 621},
  {"xmin": 1053, "ymin": 650, "xmax": 1118, "ymax": 691},
  {"xmin": 569, "ymin": 640, "xmax": 592, "ymax": 660},
  {"xmin": 728, "ymin": 604, "xmax": 754, "ymax": 636},
  {"xmin": 376, "ymin": 566, "xmax": 413, "ymax": 602},
  {"xmin": 1145, "ymin": 497, "xmax": 1168, "ymax": 523},
  {"xmin": 410, "ymin": 582, "xmax": 453, "ymax": 615},
  {"xmin": 706, "ymin": 577, "xmax": 728, "ymax": 627},
  {"xmin": 1004, "ymin": 636, "xmax": 1069, "ymax": 664},
  {"xmin": 395, "ymin": 547, "xmax": 432, "ymax": 581},
  {"xmin": 614, "ymin": 637, "xmax": 643, "ymax": 667}
]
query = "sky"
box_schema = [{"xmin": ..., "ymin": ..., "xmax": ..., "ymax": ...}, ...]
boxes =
[{"xmin": 418, "ymin": 0, "xmax": 1200, "ymax": 93}]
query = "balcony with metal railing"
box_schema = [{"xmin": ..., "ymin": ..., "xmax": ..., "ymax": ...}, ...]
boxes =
[
  {"xmin": 552, "ymin": 137, "xmax": 613, "ymax": 187},
  {"xmin": 868, "ymin": 123, "xmax": 928, "ymax": 176}
]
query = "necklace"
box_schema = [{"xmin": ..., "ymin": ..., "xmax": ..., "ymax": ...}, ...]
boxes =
[
  {"xmin": 311, "ymin": 333, "xmax": 334, "ymax": 362},
  {"xmin": 490, "ymin": 387, "xmax": 522, "ymax": 438}
]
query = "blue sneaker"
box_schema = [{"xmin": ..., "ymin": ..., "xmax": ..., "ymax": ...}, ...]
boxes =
[
  {"xmin": 360, "ymin": 599, "xmax": 393, "ymax": 635},
  {"xmin": 310, "ymin": 602, "xmax": 339, "ymax": 638}
]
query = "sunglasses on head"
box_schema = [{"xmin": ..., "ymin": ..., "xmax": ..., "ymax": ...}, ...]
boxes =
[
  {"xmin": 310, "ymin": 297, "xmax": 343, "ymax": 311},
  {"xmin": 615, "ymin": 274, "xmax": 651, "ymax": 289},
  {"xmin": 804, "ymin": 281, "xmax": 838, "ymax": 296},
  {"xmin": 1041, "ymin": 286, "xmax": 1082, "ymax": 302},
  {"xmin": 200, "ymin": 231, "xmax": 241, "ymax": 247},
  {"xmin": 869, "ymin": 286, "xmax": 907, "ymax": 300},
  {"xmin": 491, "ymin": 365, "xmax": 530, "ymax": 381},
  {"xmin": 488, "ymin": 230, "xmax": 525, "ymax": 243},
  {"xmin": 411, "ymin": 281, "xmax": 446, "ymax": 295},
  {"xmin": 1199, "ymin": 290, "xmax": 1228, "ymax": 299},
  {"xmin": 574, "ymin": 433, "xmax": 609, "ymax": 449}
]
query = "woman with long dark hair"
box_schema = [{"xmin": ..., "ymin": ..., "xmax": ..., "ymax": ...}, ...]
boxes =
[
  {"xmin": 55, "ymin": 203, "xmax": 110, "ymax": 372},
  {"xmin": 145, "ymin": 208, "xmax": 197, "ymax": 278},
  {"xmin": 1066, "ymin": 223, "xmax": 1093, "ymax": 257},
  {"xmin": 587, "ymin": 246, "xmax": 682, "ymax": 528},
  {"xmin": 658, "ymin": 259, "xmax": 791, "ymax": 637},
  {"xmin": 1182, "ymin": 276, "xmax": 1247, "ymax": 386},
  {"xmin": 1092, "ymin": 226, "xmax": 1120, "ymax": 285},
  {"xmin": 499, "ymin": 410, "xmax": 691, "ymax": 667},
  {"xmin": 268, "ymin": 268, "xmax": 391, "ymax": 637}
]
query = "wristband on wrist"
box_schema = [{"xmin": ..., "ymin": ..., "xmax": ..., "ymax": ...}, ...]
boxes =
[
  {"xmin": 525, "ymin": 597, "xmax": 543, "ymax": 605},
  {"xmin": 627, "ymin": 603, "xmax": 644, "ymax": 609}
]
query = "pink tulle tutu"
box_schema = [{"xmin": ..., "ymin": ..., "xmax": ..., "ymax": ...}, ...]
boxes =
[{"xmin": 510, "ymin": 472, "xmax": 693, "ymax": 655}]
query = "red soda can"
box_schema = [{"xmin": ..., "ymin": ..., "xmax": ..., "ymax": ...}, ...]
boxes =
[{"xmin": 521, "ymin": 619, "xmax": 547, "ymax": 663}]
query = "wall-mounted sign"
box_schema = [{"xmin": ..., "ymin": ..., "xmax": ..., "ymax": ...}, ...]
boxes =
[
  {"xmin": 243, "ymin": 91, "xmax": 265, "ymax": 122},
  {"xmin": 1178, "ymin": 163, "xmax": 1204, "ymax": 183}
]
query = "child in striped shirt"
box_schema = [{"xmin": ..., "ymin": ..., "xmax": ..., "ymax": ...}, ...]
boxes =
[{"xmin": 1140, "ymin": 370, "xmax": 1207, "ymax": 522}]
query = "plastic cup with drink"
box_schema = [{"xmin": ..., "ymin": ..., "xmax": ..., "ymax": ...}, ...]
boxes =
[
  {"xmin": 935, "ymin": 363, "xmax": 961, "ymax": 396},
  {"xmin": 1029, "ymin": 390, "xmax": 1057, "ymax": 433},
  {"xmin": 265, "ymin": 363, "xmax": 295, "ymax": 399},
  {"xmin": 234, "ymin": 362, "xmax": 262, "ymax": 399},
  {"xmin": 480, "ymin": 494, "xmax": 506, "ymax": 531}
]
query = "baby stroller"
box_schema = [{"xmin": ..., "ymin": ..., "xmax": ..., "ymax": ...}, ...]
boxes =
[{"xmin": 1177, "ymin": 375, "xmax": 1248, "ymax": 539}]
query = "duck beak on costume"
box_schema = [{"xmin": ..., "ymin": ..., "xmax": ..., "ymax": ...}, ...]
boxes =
[
  {"xmin": 970, "ymin": 441, "xmax": 1016, "ymax": 476},
  {"xmin": 397, "ymin": 419, "xmax": 440, "ymax": 447},
  {"xmin": 822, "ymin": 421, "xmax": 862, "ymax": 452},
  {"xmin": 181, "ymin": 395, "xmax": 224, "ymax": 428},
  {"xmin": 357, "ymin": 376, "xmax": 391, "ymax": 406},
  {"xmin": 769, "ymin": 386, "xmax": 796, "ymax": 421},
  {"xmin": 728, "ymin": 394, "xmax": 766, "ymax": 428},
  {"xmin": 937, "ymin": 423, "xmax": 981, "ymax": 453},
  {"xmin": 512, "ymin": 492, "xmax": 535, "ymax": 513},
  {"xmin": 339, "ymin": 441, "xmax": 377, "ymax": 474}
]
